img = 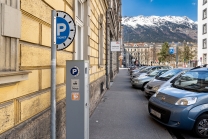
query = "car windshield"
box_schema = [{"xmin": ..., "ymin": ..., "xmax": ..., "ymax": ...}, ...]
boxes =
[
  {"xmin": 132, "ymin": 67, "xmax": 146, "ymax": 73},
  {"xmin": 156, "ymin": 69, "xmax": 182, "ymax": 81},
  {"xmin": 140, "ymin": 67, "xmax": 152, "ymax": 73},
  {"xmin": 147, "ymin": 70, "xmax": 159, "ymax": 77},
  {"xmin": 138, "ymin": 66, "xmax": 147, "ymax": 71},
  {"xmin": 173, "ymin": 71, "xmax": 208, "ymax": 92},
  {"xmin": 155, "ymin": 70, "xmax": 169, "ymax": 77}
]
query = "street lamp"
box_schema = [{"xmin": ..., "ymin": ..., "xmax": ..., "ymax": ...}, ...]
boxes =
[{"xmin": 176, "ymin": 43, "xmax": 179, "ymax": 68}]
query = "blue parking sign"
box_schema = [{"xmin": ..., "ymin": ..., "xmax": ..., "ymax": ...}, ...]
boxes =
[
  {"xmin": 169, "ymin": 47, "xmax": 174, "ymax": 54},
  {"xmin": 56, "ymin": 11, "xmax": 76, "ymax": 50},
  {"xmin": 70, "ymin": 66, "xmax": 80, "ymax": 77},
  {"xmin": 56, "ymin": 17, "xmax": 70, "ymax": 44}
]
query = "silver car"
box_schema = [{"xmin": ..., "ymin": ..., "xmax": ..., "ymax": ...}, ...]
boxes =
[
  {"xmin": 131, "ymin": 66, "xmax": 170, "ymax": 80},
  {"xmin": 144, "ymin": 68, "xmax": 190, "ymax": 97},
  {"xmin": 131, "ymin": 69, "xmax": 169, "ymax": 90}
]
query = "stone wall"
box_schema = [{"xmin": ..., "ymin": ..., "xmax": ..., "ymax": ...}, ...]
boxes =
[
  {"xmin": 110, "ymin": 51, "xmax": 118, "ymax": 81},
  {"xmin": 0, "ymin": 100, "xmax": 66, "ymax": 139},
  {"xmin": 0, "ymin": 73, "xmax": 107, "ymax": 138},
  {"xmin": 89, "ymin": 75, "xmax": 106, "ymax": 116}
]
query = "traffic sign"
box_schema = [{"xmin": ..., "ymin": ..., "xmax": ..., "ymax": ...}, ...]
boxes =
[
  {"xmin": 169, "ymin": 47, "xmax": 174, "ymax": 54},
  {"xmin": 111, "ymin": 41, "xmax": 120, "ymax": 51},
  {"xmin": 70, "ymin": 66, "xmax": 79, "ymax": 77},
  {"xmin": 56, "ymin": 11, "xmax": 76, "ymax": 50}
]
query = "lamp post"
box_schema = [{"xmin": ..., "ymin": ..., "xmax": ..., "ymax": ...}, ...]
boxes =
[
  {"xmin": 183, "ymin": 40, "xmax": 187, "ymax": 67},
  {"xmin": 176, "ymin": 43, "xmax": 178, "ymax": 68}
]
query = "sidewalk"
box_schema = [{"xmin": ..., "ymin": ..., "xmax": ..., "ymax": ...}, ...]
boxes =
[{"xmin": 89, "ymin": 68, "xmax": 173, "ymax": 139}]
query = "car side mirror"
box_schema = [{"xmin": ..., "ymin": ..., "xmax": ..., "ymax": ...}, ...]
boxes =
[{"xmin": 170, "ymin": 78, "xmax": 177, "ymax": 83}]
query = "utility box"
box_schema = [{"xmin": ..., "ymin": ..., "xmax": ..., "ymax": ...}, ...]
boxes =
[{"xmin": 66, "ymin": 60, "xmax": 89, "ymax": 139}]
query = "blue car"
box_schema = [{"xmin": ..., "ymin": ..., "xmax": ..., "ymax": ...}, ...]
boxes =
[{"xmin": 148, "ymin": 67, "xmax": 208, "ymax": 138}]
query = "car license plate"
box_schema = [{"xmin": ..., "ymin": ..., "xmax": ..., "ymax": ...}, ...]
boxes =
[{"xmin": 150, "ymin": 109, "xmax": 161, "ymax": 119}]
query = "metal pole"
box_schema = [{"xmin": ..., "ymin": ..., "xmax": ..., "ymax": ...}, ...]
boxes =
[
  {"xmin": 51, "ymin": 10, "xmax": 56, "ymax": 139},
  {"xmin": 176, "ymin": 44, "xmax": 178, "ymax": 68}
]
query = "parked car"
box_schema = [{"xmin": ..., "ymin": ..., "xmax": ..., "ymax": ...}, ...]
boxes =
[
  {"xmin": 128, "ymin": 65, "xmax": 137, "ymax": 74},
  {"xmin": 131, "ymin": 66, "xmax": 171, "ymax": 80},
  {"xmin": 144, "ymin": 68, "xmax": 190, "ymax": 97},
  {"xmin": 131, "ymin": 69, "xmax": 169, "ymax": 90},
  {"xmin": 148, "ymin": 67, "xmax": 208, "ymax": 138},
  {"xmin": 130, "ymin": 66, "xmax": 147, "ymax": 76},
  {"xmin": 129, "ymin": 66, "xmax": 144, "ymax": 75},
  {"xmin": 131, "ymin": 66, "xmax": 152, "ymax": 79}
]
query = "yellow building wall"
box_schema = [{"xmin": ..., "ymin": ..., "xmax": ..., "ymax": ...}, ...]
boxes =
[
  {"xmin": 89, "ymin": 0, "xmax": 107, "ymax": 83},
  {"xmin": 0, "ymin": 0, "xmax": 73, "ymax": 134}
]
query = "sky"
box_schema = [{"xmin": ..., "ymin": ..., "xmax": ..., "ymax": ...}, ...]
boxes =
[{"xmin": 122, "ymin": 0, "xmax": 198, "ymax": 21}]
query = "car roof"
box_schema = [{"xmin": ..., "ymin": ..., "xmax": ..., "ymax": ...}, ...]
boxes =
[
  {"xmin": 190, "ymin": 67, "xmax": 208, "ymax": 72},
  {"xmin": 158, "ymin": 69, "xmax": 169, "ymax": 71},
  {"xmin": 172, "ymin": 68, "xmax": 190, "ymax": 70}
]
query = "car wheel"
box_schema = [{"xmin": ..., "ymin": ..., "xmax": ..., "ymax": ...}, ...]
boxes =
[
  {"xmin": 141, "ymin": 82, "xmax": 147, "ymax": 91},
  {"xmin": 193, "ymin": 114, "xmax": 208, "ymax": 138}
]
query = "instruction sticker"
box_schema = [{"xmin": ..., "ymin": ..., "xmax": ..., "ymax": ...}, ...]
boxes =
[
  {"xmin": 71, "ymin": 79, "xmax": 79, "ymax": 91},
  {"xmin": 71, "ymin": 92, "xmax": 80, "ymax": 101}
]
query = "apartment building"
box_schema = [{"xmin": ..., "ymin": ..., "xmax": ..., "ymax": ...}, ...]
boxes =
[
  {"xmin": 123, "ymin": 42, "xmax": 197, "ymax": 67},
  {"xmin": 0, "ymin": 0, "xmax": 121, "ymax": 138},
  {"xmin": 123, "ymin": 43, "xmax": 149, "ymax": 66},
  {"xmin": 198, "ymin": 0, "xmax": 208, "ymax": 65}
]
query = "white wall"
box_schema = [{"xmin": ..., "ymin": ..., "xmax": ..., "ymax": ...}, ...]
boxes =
[{"xmin": 198, "ymin": 0, "xmax": 208, "ymax": 65}]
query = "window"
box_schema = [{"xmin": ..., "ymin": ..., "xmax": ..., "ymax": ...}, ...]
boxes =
[
  {"xmin": 75, "ymin": 0, "xmax": 84, "ymax": 60},
  {"xmin": 98, "ymin": 14, "xmax": 104, "ymax": 65},
  {"xmin": 110, "ymin": 0, "xmax": 113, "ymax": 8},
  {"xmin": 0, "ymin": 1, "xmax": 31, "ymax": 85},
  {"xmin": 203, "ymin": 8, "xmax": 207, "ymax": 19},
  {"xmin": 204, "ymin": 0, "xmax": 207, "ymax": 5},
  {"xmin": 203, "ymin": 39, "xmax": 207, "ymax": 49},
  {"xmin": 203, "ymin": 53, "xmax": 207, "ymax": 64},
  {"xmin": 203, "ymin": 23, "xmax": 207, "ymax": 34}
]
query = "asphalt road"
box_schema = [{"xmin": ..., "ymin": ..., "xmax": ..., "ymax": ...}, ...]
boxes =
[{"xmin": 89, "ymin": 69, "xmax": 172, "ymax": 139}]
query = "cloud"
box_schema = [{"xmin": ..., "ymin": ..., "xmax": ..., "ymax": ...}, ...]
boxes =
[{"xmin": 192, "ymin": 3, "xmax": 196, "ymax": 5}]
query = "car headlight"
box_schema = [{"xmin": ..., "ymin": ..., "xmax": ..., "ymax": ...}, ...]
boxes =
[
  {"xmin": 134, "ymin": 80, "xmax": 140, "ymax": 83},
  {"xmin": 175, "ymin": 97, "xmax": 197, "ymax": 106},
  {"xmin": 152, "ymin": 90, "xmax": 159, "ymax": 97},
  {"xmin": 152, "ymin": 86, "xmax": 159, "ymax": 91}
]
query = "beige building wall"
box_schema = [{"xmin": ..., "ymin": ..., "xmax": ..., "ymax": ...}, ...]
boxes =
[
  {"xmin": 89, "ymin": 0, "xmax": 106, "ymax": 83},
  {"xmin": 88, "ymin": 0, "xmax": 107, "ymax": 113},
  {"xmin": 0, "ymin": 0, "xmax": 74, "ymax": 135},
  {"xmin": 0, "ymin": 0, "xmax": 120, "ymax": 138}
]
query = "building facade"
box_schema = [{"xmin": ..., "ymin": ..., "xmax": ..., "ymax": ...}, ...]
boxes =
[
  {"xmin": 0, "ymin": 0, "xmax": 121, "ymax": 138},
  {"xmin": 198, "ymin": 0, "xmax": 208, "ymax": 65},
  {"xmin": 123, "ymin": 42, "xmax": 197, "ymax": 67}
]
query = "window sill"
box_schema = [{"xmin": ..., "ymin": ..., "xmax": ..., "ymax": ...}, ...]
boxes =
[
  {"xmin": 0, "ymin": 71, "xmax": 31, "ymax": 85},
  {"xmin": 99, "ymin": 65, "xmax": 105, "ymax": 68}
]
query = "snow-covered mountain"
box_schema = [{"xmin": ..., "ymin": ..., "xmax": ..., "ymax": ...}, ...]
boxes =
[{"xmin": 122, "ymin": 15, "xmax": 197, "ymax": 43}]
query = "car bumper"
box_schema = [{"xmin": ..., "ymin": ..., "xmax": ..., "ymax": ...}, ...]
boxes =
[
  {"xmin": 148, "ymin": 97, "xmax": 195, "ymax": 130},
  {"xmin": 131, "ymin": 80, "xmax": 144, "ymax": 88},
  {"xmin": 144, "ymin": 87, "xmax": 156, "ymax": 97}
]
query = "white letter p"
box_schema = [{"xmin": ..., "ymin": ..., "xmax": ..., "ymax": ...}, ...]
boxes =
[
  {"xmin": 72, "ymin": 69, "xmax": 77, "ymax": 74},
  {"xmin": 57, "ymin": 23, "xmax": 66, "ymax": 36}
]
